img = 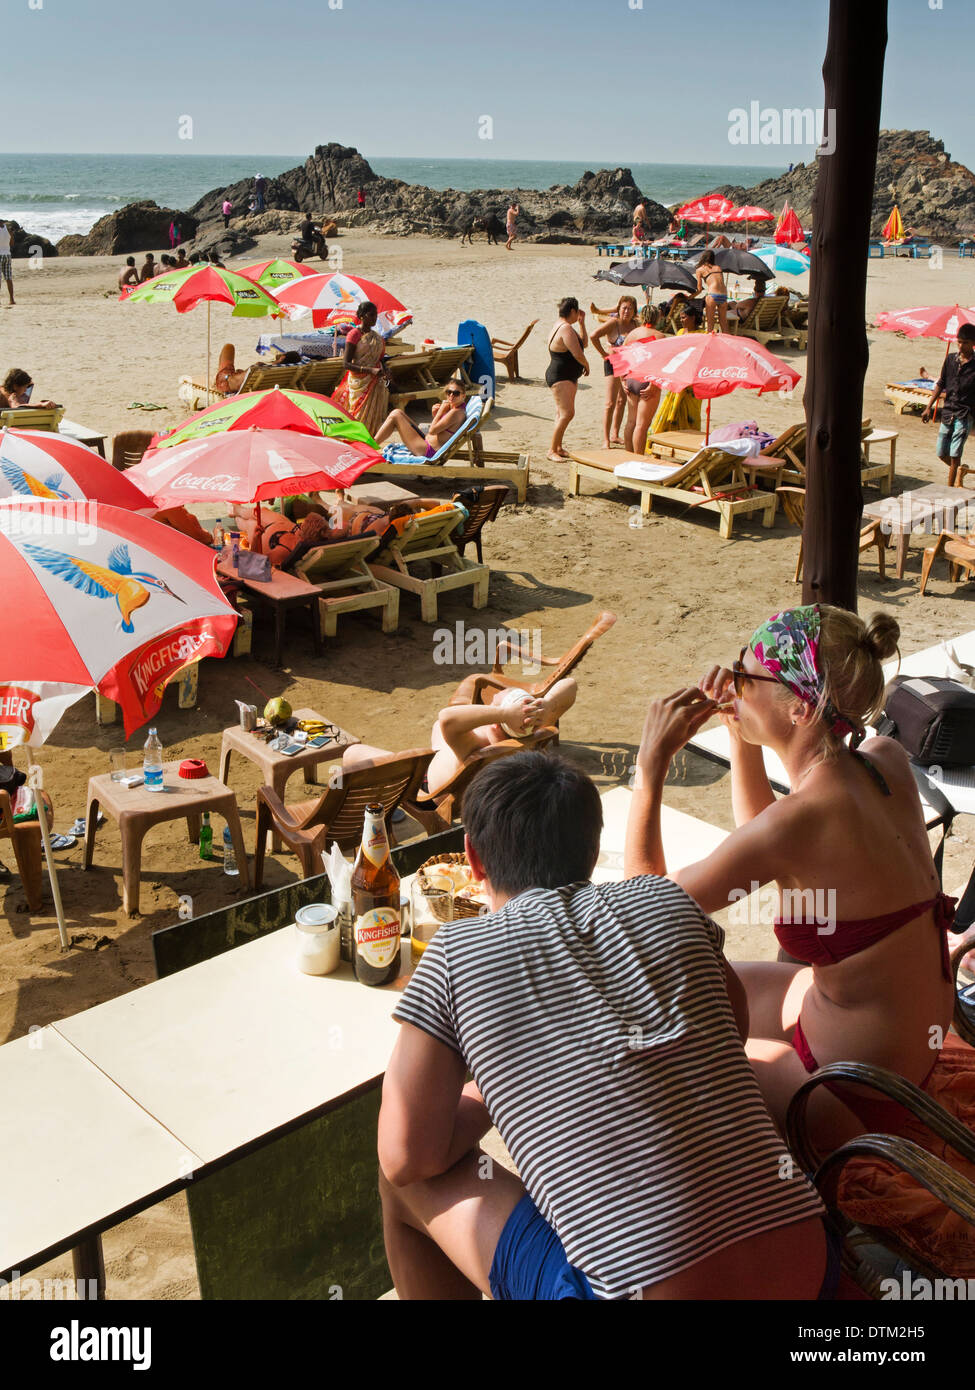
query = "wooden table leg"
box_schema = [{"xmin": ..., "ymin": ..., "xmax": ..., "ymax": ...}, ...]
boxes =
[
  {"xmin": 186, "ymin": 812, "xmax": 201, "ymax": 844},
  {"xmin": 72, "ymin": 1235, "xmax": 106, "ymax": 1300},
  {"xmin": 120, "ymin": 819, "xmax": 143, "ymax": 917},
  {"xmin": 219, "ymin": 738, "xmax": 233, "ymax": 786},
  {"xmin": 274, "ymin": 604, "xmax": 285, "ymax": 667},
  {"xmin": 896, "ymin": 531, "xmax": 909, "ymax": 579},
  {"xmin": 310, "ymin": 597, "xmax": 322, "ymax": 656},
  {"xmin": 83, "ymin": 795, "xmax": 100, "ymax": 870}
]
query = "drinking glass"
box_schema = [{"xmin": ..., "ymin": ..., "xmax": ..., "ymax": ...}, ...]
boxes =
[
  {"xmin": 410, "ymin": 874, "xmax": 454, "ymax": 967},
  {"xmin": 109, "ymin": 748, "xmax": 128, "ymax": 782}
]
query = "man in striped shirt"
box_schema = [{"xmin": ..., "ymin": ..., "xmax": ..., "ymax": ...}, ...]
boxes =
[{"xmin": 379, "ymin": 744, "xmax": 834, "ymax": 1300}]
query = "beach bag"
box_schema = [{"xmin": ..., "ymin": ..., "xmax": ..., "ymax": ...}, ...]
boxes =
[
  {"xmin": 235, "ymin": 550, "xmax": 272, "ymax": 582},
  {"xmin": 0, "ymin": 765, "xmax": 26, "ymax": 797},
  {"xmin": 877, "ymin": 676, "xmax": 975, "ymax": 767}
]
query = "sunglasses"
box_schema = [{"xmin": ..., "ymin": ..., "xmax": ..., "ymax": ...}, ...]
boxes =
[
  {"xmin": 444, "ymin": 388, "xmax": 463, "ymax": 398},
  {"xmin": 732, "ymin": 647, "xmax": 782, "ymax": 698}
]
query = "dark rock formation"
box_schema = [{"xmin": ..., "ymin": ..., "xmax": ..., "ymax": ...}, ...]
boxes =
[
  {"xmin": 187, "ymin": 226, "xmax": 258, "ymax": 260},
  {"xmin": 189, "ymin": 143, "xmax": 669, "ymax": 243},
  {"xmin": 57, "ymin": 201, "xmax": 199, "ymax": 256},
  {"xmin": 704, "ymin": 130, "xmax": 975, "ymax": 242},
  {"xmin": 4, "ymin": 220, "xmax": 57, "ymax": 259}
]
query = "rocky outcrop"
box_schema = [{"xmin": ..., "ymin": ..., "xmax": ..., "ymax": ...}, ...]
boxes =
[
  {"xmin": 4, "ymin": 220, "xmax": 57, "ymax": 259},
  {"xmin": 187, "ymin": 226, "xmax": 258, "ymax": 260},
  {"xmin": 704, "ymin": 130, "xmax": 975, "ymax": 242},
  {"xmin": 57, "ymin": 201, "xmax": 199, "ymax": 256},
  {"xmin": 189, "ymin": 143, "xmax": 669, "ymax": 243}
]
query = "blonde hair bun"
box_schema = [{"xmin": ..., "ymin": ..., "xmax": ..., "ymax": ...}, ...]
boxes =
[{"xmin": 862, "ymin": 611, "xmax": 900, "ymax": 662}]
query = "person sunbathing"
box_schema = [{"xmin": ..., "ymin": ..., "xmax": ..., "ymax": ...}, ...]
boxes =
[
  {"xmin": 213, "ymin": 343, "xmax": 247, "ymax": 396},
  {"xmin": 378, "ymin": 752, "xmax": 834, "ymax": 1301},
  {"xmin": 373, "ymin": 381, "xmax": 468, "ymax": 458},
  {"xmin": 340, "ymin": 680, "xmax": 577, "ymax": 798},
  {"xmin": 625, "ymin": 604, "xmax": 965, "ymax": 1157},
  {"xmin": 0, "ymin": 368, "xmax": 57, "ymax": 410},
  {"xmin": 729, "ymin": 273, "xmax": 770, "ymax": 322}
]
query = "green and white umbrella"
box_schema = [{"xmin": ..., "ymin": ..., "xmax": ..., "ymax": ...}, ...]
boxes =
[{"xmin": 149, "ymin": 387, "xmax": 376, "ymax": 450}]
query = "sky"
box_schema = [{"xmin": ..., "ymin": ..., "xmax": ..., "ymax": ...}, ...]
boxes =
[{"xmin": 6, "ymin": 0, "xmax": 975, "ymax": 170}]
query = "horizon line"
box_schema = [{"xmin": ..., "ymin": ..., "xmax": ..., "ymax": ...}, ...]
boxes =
[{"xmin": 1, "ymin": 151, "xmax": 791, "ymax": 171}]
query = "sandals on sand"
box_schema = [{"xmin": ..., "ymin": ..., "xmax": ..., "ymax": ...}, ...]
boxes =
[
  {"xmin": 50, "ymin": 834, "xmax": 76, "ymax": 851},
  {"xmin": 69, "ymin": 813, "xmax": 104, "ymax": 837}
]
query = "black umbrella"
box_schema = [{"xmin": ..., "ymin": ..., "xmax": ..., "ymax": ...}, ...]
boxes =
[
  {"xmin": 594, "ymin": 259, "xmax": 697, "ymax": 291},
  {"xmin": 684, "ymin": 248, "xmax": 772, "ymax": 278}
]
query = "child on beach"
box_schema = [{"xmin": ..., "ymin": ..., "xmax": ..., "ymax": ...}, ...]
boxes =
[{"xmin": 922, "ymin": 324, "xmax": 975, "ymax": 486}]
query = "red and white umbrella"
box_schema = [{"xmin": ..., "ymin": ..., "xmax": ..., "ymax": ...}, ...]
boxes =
[
  {"xmin": 729, "ymin": 205, "xmax": 773, "ymax": 223},
  {"xmin": 874, "ymin": 304, "xmax": 975, "ymax": 342},
  {"xmin": 128, "ymin": 428, "xmax": 381, "ymax": 513},
  {"xmin": 0, "ymin": 500, "xmax": 237, "ymax": 744},
  {"xmin": 676, "ymin": 195, "xmax": 736, "ymax": 225},
  {"xmin": 273, "ymin": 272, "xmax": 410, "ymax": 332},
  {"xmin": 775, "ymin": 204, "xmax": 805, "ymax": 245},
  {"xmin": 0, "ymin": 429, "xmax": 152, "ymax": 509},
  {"xmin": 609, "ymin": 333, "xmax": 800, "ymax": 441}
]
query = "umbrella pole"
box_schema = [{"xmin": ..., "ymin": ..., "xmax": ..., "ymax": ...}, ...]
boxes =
[
  {"xmin": 27, "ymin": 768, "xmax": 69, "ymax": 950},
  {"xmin": 705, "ymin": 398, "xmax": 711, "ymax": 445},
  {"xmin": 207, "ymin": 301, "xmax": 212, "ymax": 398}
]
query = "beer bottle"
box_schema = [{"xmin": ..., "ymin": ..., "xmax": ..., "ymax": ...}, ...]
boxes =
[{"xmin": 351, "ymin": 803, "xmax": 401, "ymax": 986}]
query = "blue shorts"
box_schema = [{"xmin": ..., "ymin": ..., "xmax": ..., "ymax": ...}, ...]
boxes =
[
  {"xmin": 489, "ymin": 1193, "xmax": 597, "ymax": 1300},
  {"xmin": 938, "ymin": 416, "xmax": 970, "ymax": 459}
]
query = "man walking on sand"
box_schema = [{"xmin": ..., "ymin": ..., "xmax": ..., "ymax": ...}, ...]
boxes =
[
  {"xmin": 923, "ymin": 323, "xmax": 975, "ymax": 486},
  {"xmin": 505, "ymin": 200, "xmax": 519, "ymax": 251},
  {"xmin": 0, "ymin": 221, "xmax": 15, "ymax": 306}
]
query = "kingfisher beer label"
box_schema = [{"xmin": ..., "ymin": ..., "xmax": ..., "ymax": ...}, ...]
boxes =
[
  {"xmin": 354, "ymin": 907, "xmax": 401, "ymax": 968},
  {"xmin": 359, "ymin": 813, "xmax": 390, "ymax": 869},
  {"xmin": 0, "ymin": 686, "xmax": 39, "ymax": 748}
]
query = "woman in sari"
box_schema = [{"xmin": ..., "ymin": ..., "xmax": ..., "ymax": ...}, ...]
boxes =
[
  {"xmin": 648, "ymin": 302, "xmax": 703, "ymax": 441},
  {"xmin": 333, "ymin": 301, "xmax": 389, "ymax": 437}
]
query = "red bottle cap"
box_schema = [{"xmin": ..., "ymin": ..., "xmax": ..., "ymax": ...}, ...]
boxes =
[{"xmin": 179, "ymin": 758, "xmax": 209, "ymax": 779}]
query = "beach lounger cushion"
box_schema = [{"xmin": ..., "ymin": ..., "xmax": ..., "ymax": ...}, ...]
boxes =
[{"xmin": 381, "ymin": 397, "xmax": 484, "ymax": 466}]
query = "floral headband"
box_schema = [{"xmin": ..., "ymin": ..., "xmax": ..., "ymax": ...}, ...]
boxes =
[{"xmin": 749, "ymin": 605, "xmax": 859, "ymax": 740}]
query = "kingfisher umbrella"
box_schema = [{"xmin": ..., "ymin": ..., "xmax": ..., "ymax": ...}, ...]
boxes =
[
  {"xmin": 148, "ymin": 387, "xmax": 376, "ymax": 451},
  {"xmin": 0, "ymin": 499, "xmax": 238, "ymax": 945},
  {"xmin": 752, "ymin": 245, "xmax": 810, "ymax": 277},
  {"xmin": 609, "ymin": 333, "xmax": 800, "ymax": 442},
  {"xmin": 882, "ymin": 206, "xmax": 905, "ymax": 242},
  {"xmin": 676, "ymin": 195, "xmax": 735, "ymax": 225},
  {"xmin": 274, "ymin": 272, "xmax": 410, "ymax": 333},
  {"xmin": 122, "ymin": 263, "xmax": 282, "ymax": 391},
  {"xmin": 128, "ymin": 428, "xmax": 382, "ymax": 517},
  {"xmin": 0, "ymin": 429, "xmax": 152, "ymax": 509},
  {"xmin": 594, "ymin": 259, "xmax": 696, "ymax": 292},
  {"xmin": 238, "ymin": 258, "xmax": 318, "ymax": 289},
  {"xmin": 874, "ymin": 304, "xmax": 975, "ymax": 342}
]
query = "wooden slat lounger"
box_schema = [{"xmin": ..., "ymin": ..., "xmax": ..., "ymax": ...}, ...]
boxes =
[{"xmin": 365, "ymin": 396, "xmax": 531, "ymax": 502}]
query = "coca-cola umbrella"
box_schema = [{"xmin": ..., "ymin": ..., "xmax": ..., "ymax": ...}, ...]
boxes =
[
  {"xmin": 874, "ymin": 304, "xmax": 975, "ymax": 341},
  {"xmin": 609, "ymin": 332, "xmax": 800, "ymax": 443},
  {"xmin": 0, "ymin": 429, "xmax": 154, "ymax": 509},
  {"xmin": 128, "ymin": 428, "xmax": 382, "ymax": 520},
  {"xmin": 0, "ymin": 500, "xmax": 238, "ymax": 945},
  {"xmin": 676, "ymin": 195, "xmax": 736, "ymax": 225}
]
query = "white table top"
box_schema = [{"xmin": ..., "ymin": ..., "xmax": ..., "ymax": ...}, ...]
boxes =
[
  {"xmin": 59, "ymin": 418, "xmax": 107, "ymax": 445},
  {"xmin": 0, "ymin": 1029, "xmax": 199, "ymax": 1276}
]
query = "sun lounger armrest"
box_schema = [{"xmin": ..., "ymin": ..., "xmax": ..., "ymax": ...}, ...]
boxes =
[{"xmin": 0, "ymin": 790, "xmax": 16, "ymax": 838}]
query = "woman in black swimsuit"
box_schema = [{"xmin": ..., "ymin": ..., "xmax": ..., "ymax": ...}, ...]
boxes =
[{"xmin": 545, "ymin": 297, "xmax": 589, "ymax": 462}]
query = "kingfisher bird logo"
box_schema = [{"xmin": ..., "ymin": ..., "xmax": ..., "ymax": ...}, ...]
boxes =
[
  {"xmin": 21, "ymin": 542, "xmax": 186, "ymax": 634},
  {"xmin": 1, "ymin": 460, "xmax": 72, "ymax": 499}
]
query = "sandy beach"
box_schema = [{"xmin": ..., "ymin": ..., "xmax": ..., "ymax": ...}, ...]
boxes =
[{"xmin": 3, "ymin": 229, "xmax": 973, "ymax": 1298}]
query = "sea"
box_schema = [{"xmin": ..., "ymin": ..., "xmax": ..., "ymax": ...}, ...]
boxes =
[{"xmin": 0, "ymin": 153, "xmax": 785, "ymax": 242}]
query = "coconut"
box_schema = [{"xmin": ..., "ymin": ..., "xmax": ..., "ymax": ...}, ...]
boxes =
[{"xmin": 264, "ymin": 697, "xmax": 293, "ymax": 726}]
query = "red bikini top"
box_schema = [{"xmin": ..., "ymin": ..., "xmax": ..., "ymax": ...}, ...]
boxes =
[{"xmin": 773, "ymin": 891, "xmax": 957, "ymax": 979}]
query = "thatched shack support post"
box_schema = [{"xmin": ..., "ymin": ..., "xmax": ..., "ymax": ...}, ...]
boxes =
[{"xmin": 803, "ymin": 0, "xmax": 888, "ymax": 612}]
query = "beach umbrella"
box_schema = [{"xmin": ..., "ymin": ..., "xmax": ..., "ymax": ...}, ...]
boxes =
[
  {"xmin": 594, "ymin": 259, "xmax": 696, "ymax": 292},
  {"xmin": 874, "ymin": 304, "xmax": 975, "ymax": 341},
  {"xmin": 0, "ymin": 500, "xmax": 238, "ymax": 946},
  {"xmin": 274, "ymin": 272, "xmax": 410, "ymax": 333},
  {"xmin": 121, "ymin": 264, "xmax": 282, "ymax": 392},
  {"xmin": 128, "ymin": 429, "xmax": 382, "ymax": 520},
  {"xmin": 148, "ymin": 387, "xmax": 377, "ymax": 451},
  {"xmin": 685, "ymin": 248, "xmax": 775, "ymax": 278},
  {"xmin": 609, "ymin": 332, "xmax": 800, "ymax": 443},
  {"xmin": 727, "ymin": 204, "xmax": 773, "ymax": 243},
  {"xmin": 0, "ymin": 429, "xmax": 152, "ymax": 509},
  {"xmin": 774, "ymin": 204, "xmax": 805, "ymax": 245},
  {"xmin": 752, "ymin": 245, "xmax": 810, "ymax": 277},
  {"xmin": 676, "ymin": 195, "xmax": 735, "ymax": 225},
  {"xmin": 882, "ymin": 205, "xmax": 905, "ymax": 242},
  {"xmin": 238, "ymin": 258, "xmax": 318, "ymax": 289}
]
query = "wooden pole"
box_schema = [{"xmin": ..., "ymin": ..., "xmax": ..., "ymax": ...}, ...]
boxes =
[{"xmin": 802, "ymin": 0, "xmax": 888, "ymax": 612}]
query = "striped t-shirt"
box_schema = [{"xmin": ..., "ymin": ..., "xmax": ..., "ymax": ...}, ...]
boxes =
[{"xmin": 393, "ymin": 874, "xmax": 823, "ymax": 1300}]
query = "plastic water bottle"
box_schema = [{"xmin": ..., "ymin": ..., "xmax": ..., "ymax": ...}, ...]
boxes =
[
  {"xmin": 223, "ymin": 825, "xmax": 239, "ymax": 876},
  {"xmin": 143, "ymin": 727, "xmax": 164, "ymax": 792}
]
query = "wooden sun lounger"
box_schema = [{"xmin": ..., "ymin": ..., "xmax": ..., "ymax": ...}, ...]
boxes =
[
  {"xmin": 386, "ymin": 347, "xmax": 475, "ymax": 407},
  {"xmin": 885, "ymin": 381, "xmax": 937, "ymax": 416},
  {"xmin": 367, "ymin": 508, "xmax": 490, "ymax": 623},
  {"xmin": 365, "ymin": 396, "xmax": 531, "ymax": 502},
  {"xmin": 0, "ymin": 406, "xmax": 65, "ymax": 432},
  {"xmin": 731, "ymin": 296, "xmax": 796, "ymax": 346},
  {"xmin": 291, "ymin": 535, "xmax": 400, "ymax": 637},
  {"xmin": 567, "ymin": 446, "xmax": 778, "ymax": 538}
]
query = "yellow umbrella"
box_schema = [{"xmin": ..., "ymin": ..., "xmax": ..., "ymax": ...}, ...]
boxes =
[{"xmin": 882, "ymin": 205, "xmax": 905, "ymax": 242}]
